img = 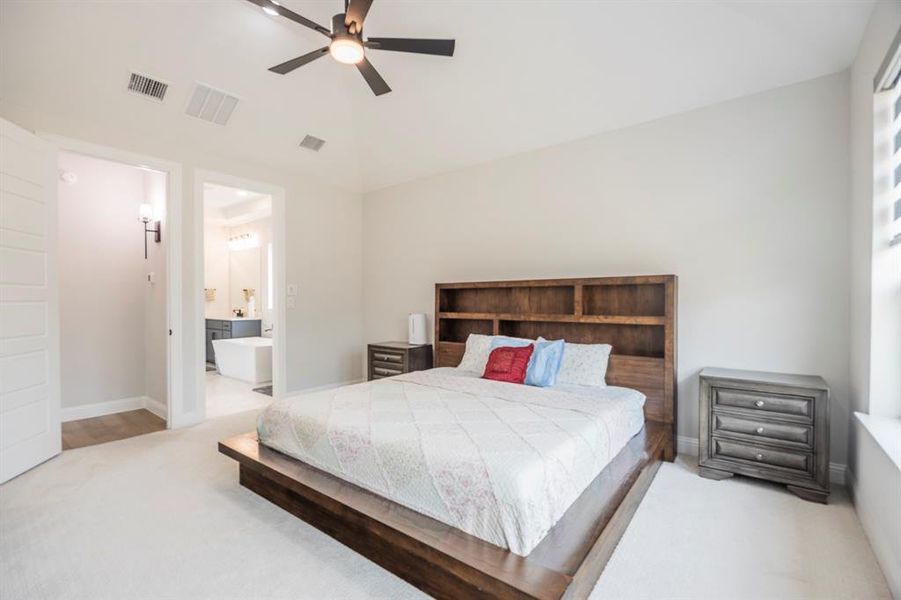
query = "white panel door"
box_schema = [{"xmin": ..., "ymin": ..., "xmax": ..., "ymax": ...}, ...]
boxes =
[{"xmin": 0, "ymin": 118, "xmax": 59, "ymax": 483}]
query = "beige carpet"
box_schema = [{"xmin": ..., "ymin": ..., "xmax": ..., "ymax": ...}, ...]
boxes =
[{"xmin": 0, "ymin": 410, "xmax": 890, "ymax": 600}]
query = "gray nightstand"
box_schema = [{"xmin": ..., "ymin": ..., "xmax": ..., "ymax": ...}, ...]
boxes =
[
  {"xmin": 698, "ymin": 367, "xmax": 830, "ymax": 503},
  {"xmin": 367, "ymin": 342, "xmax": 433, "ymax": 381}
]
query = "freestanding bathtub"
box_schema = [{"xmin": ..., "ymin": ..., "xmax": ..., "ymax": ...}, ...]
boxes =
[{"xmin": 212, "ymin": 336, "xmax": 272, "ymax": 384}]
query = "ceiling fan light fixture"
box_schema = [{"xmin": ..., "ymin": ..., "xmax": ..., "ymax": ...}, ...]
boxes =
[{"xmin": 329, "ymin": 37, "xmax": 365, "ymax": 64}]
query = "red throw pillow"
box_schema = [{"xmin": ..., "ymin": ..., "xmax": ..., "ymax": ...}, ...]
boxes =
[{"xmin": 482, "ymin": 345, "xmax": 534, "ymax": 384}]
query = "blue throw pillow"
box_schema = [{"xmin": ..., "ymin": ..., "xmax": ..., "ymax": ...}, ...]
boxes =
[
  {"xmin": 489, "ymin": 336, "xmax": 532, "ymax": 350},
  {"xmin": 524, "ymin": 339, "xmax": 565, "ymax": 387},
  {"xmin": 489, "ymin": 336, "xmax": 564, "ymax": 387}
]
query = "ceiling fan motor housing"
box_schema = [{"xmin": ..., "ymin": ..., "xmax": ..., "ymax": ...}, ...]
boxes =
[{"xmin": 332, "ymin": 13, "xmax": 356, "ymax": 38}]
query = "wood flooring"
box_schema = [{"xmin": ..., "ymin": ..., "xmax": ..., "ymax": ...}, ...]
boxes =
[{"xmin": 61, "ymin": 409, "xmax": 166, "ymax": 450}]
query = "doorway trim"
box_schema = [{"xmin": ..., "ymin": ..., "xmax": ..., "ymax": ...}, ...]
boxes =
[
  {"xmin": 39, "ymin": 133, "xmax": 183, "ymax": 428},
  {"xmin": 192, "ymin": 169, "xmax": 287, "ymax": 421}
]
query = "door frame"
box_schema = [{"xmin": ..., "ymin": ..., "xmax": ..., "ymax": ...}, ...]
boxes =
[
  {"xmin": 193, "ymin": 169, "xmax": 287, "ymax": 418},
  {"xmin": 41, "ymin": 133, "xmax": 183, "ymax": 428}
]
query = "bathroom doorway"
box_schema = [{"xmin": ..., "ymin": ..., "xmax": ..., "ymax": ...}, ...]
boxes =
[{"xmin": 196, "ymin": 172, "xmax": 285, "ymax": 420}]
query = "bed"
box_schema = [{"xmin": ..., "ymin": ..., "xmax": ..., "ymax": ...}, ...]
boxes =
[{"xmin": 219, "ymin": 275, "xmax": 677, "ymax": 599}]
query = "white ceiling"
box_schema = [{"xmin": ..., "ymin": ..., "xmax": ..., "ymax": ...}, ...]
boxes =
[
  {"xmin": 204, "ymin": 183, "xmax": 266, "ymax": 210},
  {"xmin": 0, "ymin": 0, "xmax": 874, "ymax": 193},
  {"xmin": 204, "ymin": 183, "xmax": 272, "ymax": 226}
]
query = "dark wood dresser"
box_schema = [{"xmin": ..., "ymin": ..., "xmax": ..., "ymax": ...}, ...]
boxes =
[
  {"xmin": 367, "ymin": 342, "xmax": 433, "ymax": 381},
  {"xmin": 699, "ymin": 367, "xmax": 830, "ymax": 503}
]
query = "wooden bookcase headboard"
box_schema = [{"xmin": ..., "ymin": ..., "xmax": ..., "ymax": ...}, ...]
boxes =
[{"xmin": 434, "ymin": 276, "xmax": 678, "ymax": 432}]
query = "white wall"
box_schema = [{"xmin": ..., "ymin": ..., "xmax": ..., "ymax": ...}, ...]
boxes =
[
  {"xmin": 0, "ymin": 98, "xmax": 365, "ymax": 410},
  {"xmin": 58, "ymin": 153, "xmax": 168, "ymax": 413},
  {"xmin": 848, "ymin": 2, "xmax": 901, "ymax": 597},
  {"xmin": 203, "ymin": 220, "xmax": 230, "ymax": 318},
  {"xmin": 143, "ymin": 169, "xmax": 168, "ymax": 409},
  {"xmin": 363, "ymin": 72, "xmax": 852, "ymax": 463},
  {"xmin": 58, "ymin": 152, "xmax": 146, "ymax": 408}
]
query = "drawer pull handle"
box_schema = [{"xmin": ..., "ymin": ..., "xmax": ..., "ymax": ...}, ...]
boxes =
[
  {"xmin": 374, "ymin": 367, "xmax": 401, "ymax": 376},
  {"xmin": 754, "ymin": 400, "xmax": 765, "ymax": 408},
  {"xmin": 756, "ymin": 427, "xmax": 765, "ymax": 434},
  {"xmin": 755, "ymin": 453, "xmax": 764, "ymax": 461}
]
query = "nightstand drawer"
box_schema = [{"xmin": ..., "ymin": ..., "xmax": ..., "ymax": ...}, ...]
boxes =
[
  {"xmin": 370, "ymin": 351, "xmax": 404, "ymax": 364},
  {"xmin": 371, "ymin": 360, "xmax": 405, "ymax": 372},
  {"xmin": 372, "ymin": 366, "xmax": 403, "ymax": 378},
  {"xmin": 712, "ymin": 413, "xmax": 813, "ymax": 450},
  {"xmin": 713, "ymin": 387, "xmax": 812, "ymax": 420},
  {"xmin": 712, "ymin": 437, "xmax": 811, "ymax": 474}
]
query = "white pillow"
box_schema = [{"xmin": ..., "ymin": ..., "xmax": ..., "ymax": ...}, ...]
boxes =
[
  {"xmin": 456, "ymin": 334, "xmax": 535, "ymax": 373},
  {"xmin": 551, "ymin": 340, "xmax": 612, "ymax": 387},
  {"xmin": 456, "ymin": 334, "xmax": 494, "ymax": 373}
]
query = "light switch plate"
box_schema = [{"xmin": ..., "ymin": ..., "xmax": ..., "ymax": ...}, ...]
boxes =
[
  {"xmin": 287, "ymin": 284, "xmax": 298, "ymax": 296},
  {"xmin": 287, "ymin": 296, "xmax": 296, "ymax": 309}
]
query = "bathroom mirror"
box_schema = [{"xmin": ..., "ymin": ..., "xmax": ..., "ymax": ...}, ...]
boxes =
[{"xmin": 229, "ymin": 247, "xmax": 261, "ymax": 318}]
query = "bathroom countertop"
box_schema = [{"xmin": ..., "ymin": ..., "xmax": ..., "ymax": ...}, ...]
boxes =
[{"xmin": 205, "ymin": 315, "xmax": 262, "ymax": 322}]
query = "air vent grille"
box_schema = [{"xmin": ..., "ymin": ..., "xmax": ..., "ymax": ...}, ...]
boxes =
[
  {"xmin": 300, "ymin": 135, "xmax": 326, "ymax": 152},
  {"xmin": 127, "ymin": 72, "xmax": 168, "ymax": 101},
  {"xmin": 185, "ymin": 83, "xmax": 239, "ymax": 126}
]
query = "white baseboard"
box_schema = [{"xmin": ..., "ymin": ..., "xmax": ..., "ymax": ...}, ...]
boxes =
[
  {"xmin": 845, "ymin": 463, "xmax": 858, "ymax": 503},
  {"xmin": 829, "ymin": 463, "xmax": 847, "ymax": 486},
  {"xmin": 61, "ymin": 396, "xmax": 147, "ymax": 422},
  {"xmin": 677, "ymin": 435, "xmax": 699, "ymax": 457},
  {"xmin": 143, "ymin": 396, "xmax": 168, "ymax": 420},
  {"xmin": 675, "ymin": 435, "xmax": 846, "ymax": 486},
  {"xmin": 62, "ymin": 395, "xmax": 169, "ymax": 423}
]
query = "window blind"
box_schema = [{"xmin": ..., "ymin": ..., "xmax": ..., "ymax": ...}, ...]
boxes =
[
  {"xmin": 874, "ymin": 26, "xmax": 901, "ymax": 246},
  {"xmin": 893, "ymin": 88, "xmax": 901, "ymax": 247}
]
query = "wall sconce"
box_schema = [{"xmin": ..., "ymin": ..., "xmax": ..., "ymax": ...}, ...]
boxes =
[{"xmin": 139, "ymin": 203, "xmax": 161, "ymax": 259}]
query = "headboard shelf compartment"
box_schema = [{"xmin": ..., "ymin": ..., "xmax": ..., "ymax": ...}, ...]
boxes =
[
  {"xmin": 440, "ymin": 312, "xmax": 664, "ymax": 326},
  {"xmin": 435, "ymin": 275, "xmax": 678, "ymax": 439},
  {"xmin": 437, "ymin": 318, "xmax": 493, "ymax": 343},
  {"xmin": 582, "ymin": 282, "xmax": 666, "ymax": 317},
  {"xmin": 439, "ymin": 285, "xmax": 575, "ymax": 315}
]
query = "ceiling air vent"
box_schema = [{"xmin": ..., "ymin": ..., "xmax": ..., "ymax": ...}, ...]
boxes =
[
  {"xmin": 299, "ymin": 135, "xmax": 326, "ymax": 152},
  {"xmin": 126, "ymin": 72, "xmax": 168, "ymax": 102},
  {"xmin": 185, "ymin": 83, "xmax": 239, "ymax": 126}
]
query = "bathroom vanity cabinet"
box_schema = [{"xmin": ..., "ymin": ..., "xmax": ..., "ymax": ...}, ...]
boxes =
[{"xmin": 206, "ymin": 318, "xmax": 262, "ymax": 364}]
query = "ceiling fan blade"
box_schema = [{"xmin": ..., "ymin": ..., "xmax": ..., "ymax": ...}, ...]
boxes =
[
  {"xmin": 244, "ymin": 0, "xmax": 331, "ymax": 37},
  {"xmin": 365, "ymin": 37, "xmax": 455, "ymax": 57},
  {"xmin": 269, "ymin": 47, "xmax": 330, "ymax": 74},
  {"xmin": 344, "ymin": 0, "xmax": 373, "ymax": 34},
  {"xmin": 356, "ymin": 58, "xmax": 391, "ymax": 96}
]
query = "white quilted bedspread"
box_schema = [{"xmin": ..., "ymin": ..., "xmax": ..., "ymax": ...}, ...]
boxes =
[{"xmin": 256, "ymin": 369, "xmax": 645, "ymax": 556}]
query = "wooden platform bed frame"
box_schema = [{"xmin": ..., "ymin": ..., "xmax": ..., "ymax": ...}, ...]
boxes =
[{"xmin": 220, "ymin": 275, "xmax": 678, "ymax": 600}]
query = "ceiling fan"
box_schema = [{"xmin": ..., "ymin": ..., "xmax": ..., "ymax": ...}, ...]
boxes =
[{"xmin": 246, "ymin": 0, "xmax": 455, "ymax": 96}]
